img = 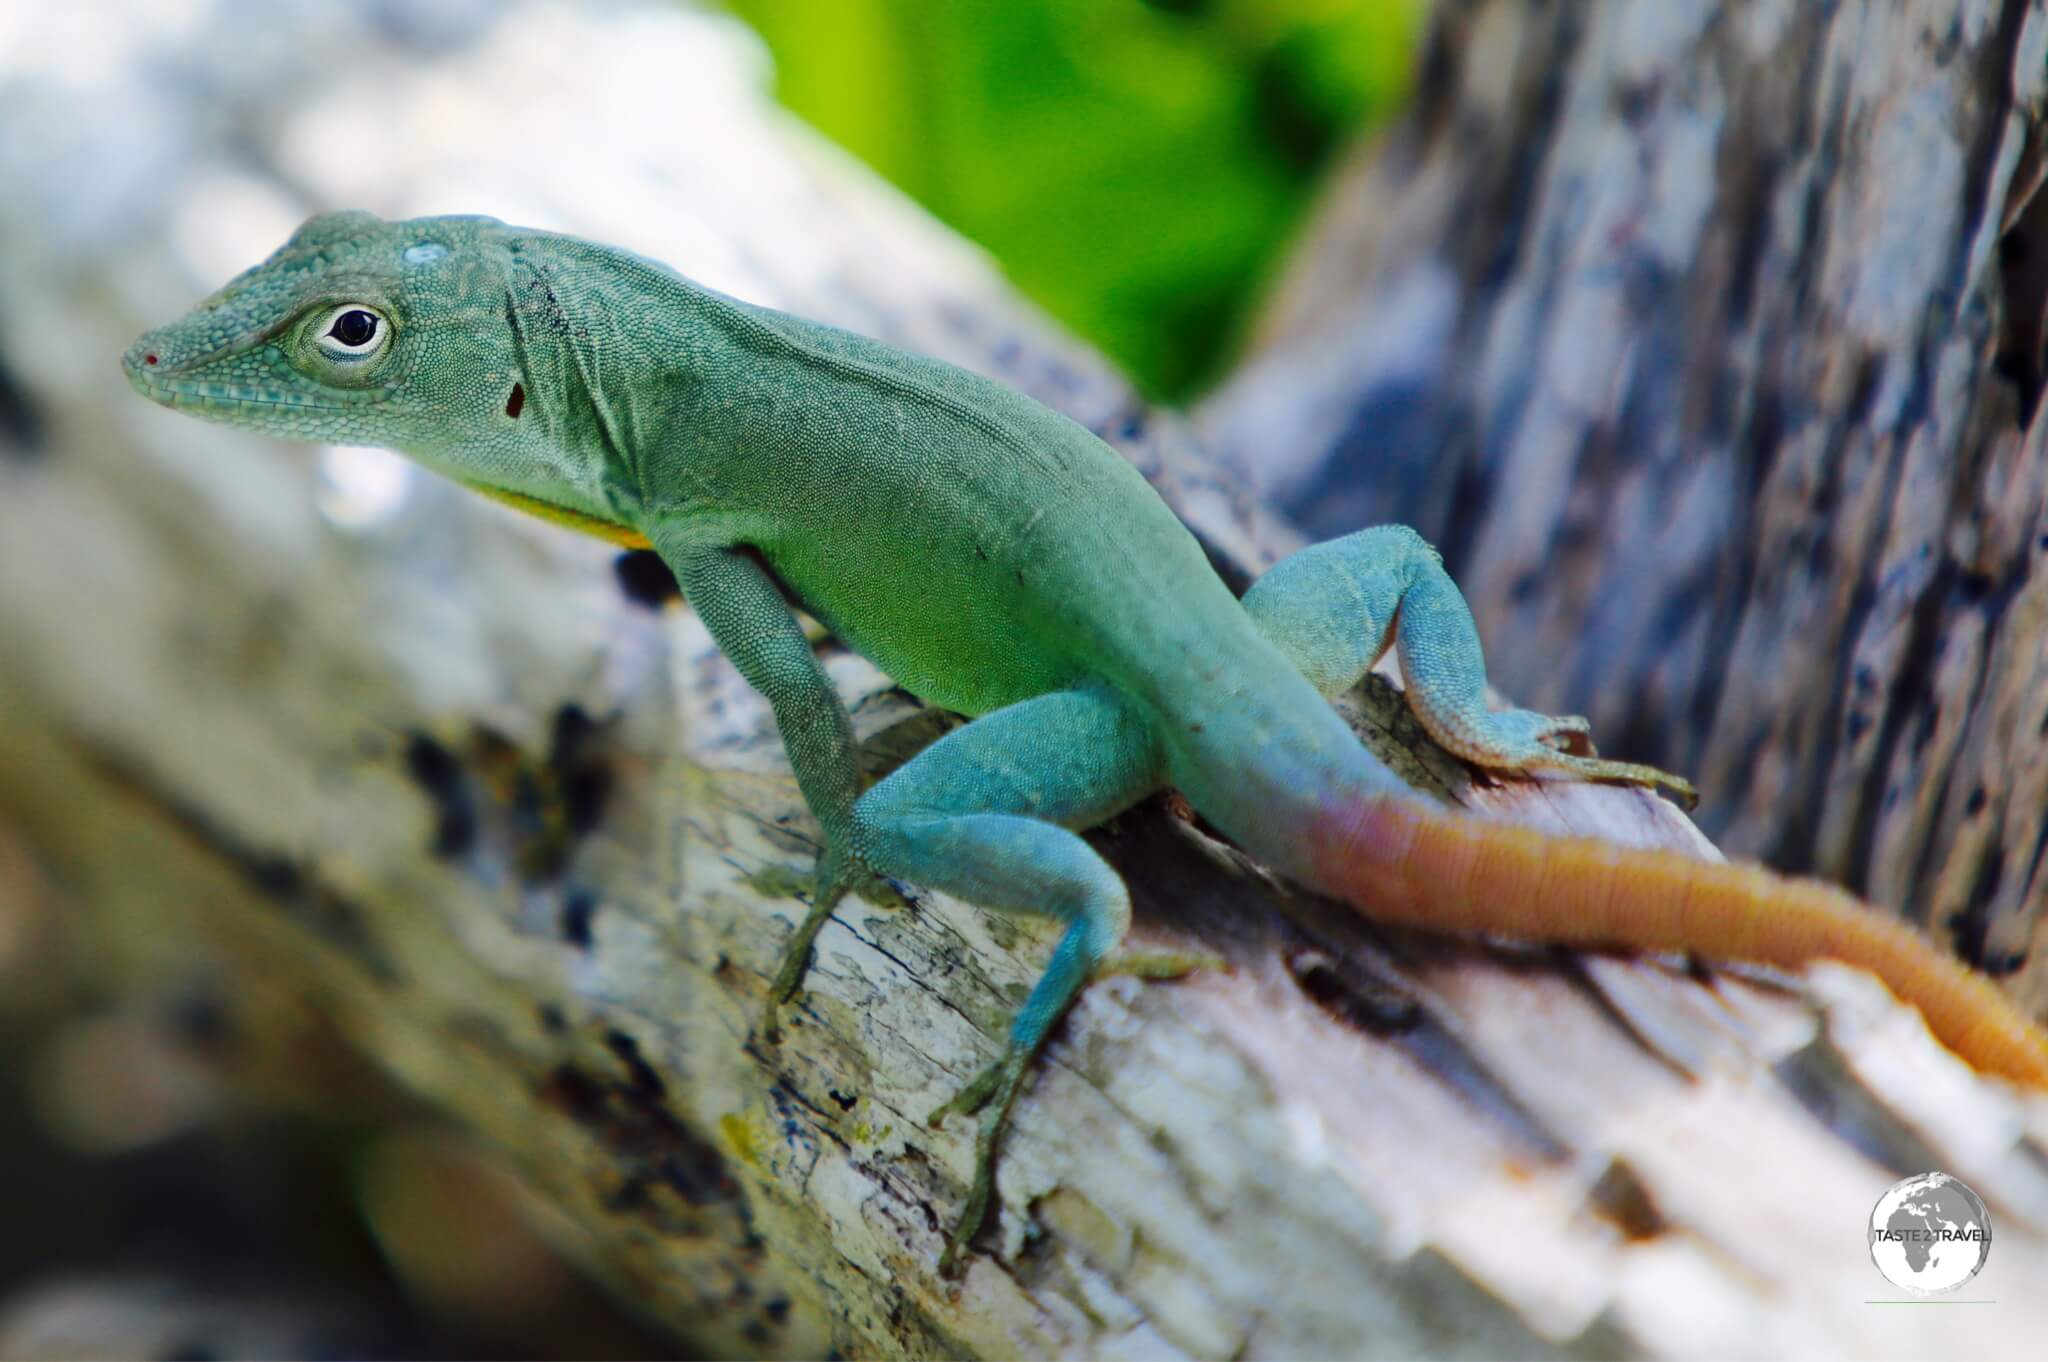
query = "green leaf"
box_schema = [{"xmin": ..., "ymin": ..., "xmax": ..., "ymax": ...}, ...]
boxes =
[{"xmin": 722, "ymin": 0, "xmax": 1422, "ymax": 399}]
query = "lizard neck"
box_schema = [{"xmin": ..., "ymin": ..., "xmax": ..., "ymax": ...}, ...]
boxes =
[{"xmin": 419, "ymin": 237, "xmax": 688, "ymax": 535}]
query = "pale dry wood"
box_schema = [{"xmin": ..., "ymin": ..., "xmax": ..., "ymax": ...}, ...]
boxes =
[{"xmin": 2, "ymin": 2, "xmax": 2047, "ymax": 1358}]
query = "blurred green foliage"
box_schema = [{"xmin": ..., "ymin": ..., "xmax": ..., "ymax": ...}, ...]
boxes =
[{"xmin": 722, "ymin": 0, "xmax": 1422, "ymax": 399}]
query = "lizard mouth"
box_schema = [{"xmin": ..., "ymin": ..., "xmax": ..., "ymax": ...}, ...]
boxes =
[{"xmin": 121, "ymin": 353, "xmax": 366, "ymax": 416}]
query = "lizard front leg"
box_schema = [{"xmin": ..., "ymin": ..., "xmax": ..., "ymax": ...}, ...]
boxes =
[
  {"xmin": 1242, "ymin": 524, "xmax": 1696, "ymax": 807},
  {"xmin": 658, "ymin": 539, "xmax": 888, "ymax": 1034}
]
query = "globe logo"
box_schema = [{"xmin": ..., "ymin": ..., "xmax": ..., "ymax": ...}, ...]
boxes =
[{"xmin": 1867, "ymin": 1172, "xmax": 1992, "ymax": 1295}]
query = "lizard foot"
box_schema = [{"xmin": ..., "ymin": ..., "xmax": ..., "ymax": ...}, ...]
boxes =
[
  {"xmin": 1532, "ymin": 751, "xmax": 1699, "ymax": 811},
  {"xmin": 923, "ymin": 952, "xmax": 1218, "ymax": 1274},
  {"xmin": 1094, "ymin": 949, "xmax": 1228, "ymax": 980},
  {"xmin": 927, "ymin": 1050, "xmax": 1033, "ymax": 1277},
  {"xmin": 762, "ymin": 846, "xmax": 897, "ymax": 1044},
  {"xmin": 1425, "ymin": 706, "xmax": 1698, "ymax": 810}
]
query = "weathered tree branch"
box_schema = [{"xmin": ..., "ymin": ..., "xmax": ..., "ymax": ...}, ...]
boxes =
[{"xmin": 2, "ymin": 1, "xmax": 2046, "ymax": 1357}]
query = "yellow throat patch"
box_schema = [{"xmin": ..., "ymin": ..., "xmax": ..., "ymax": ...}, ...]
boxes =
[{"xmin": 463, "ymin": 482, "xmax": 653, "ymax": 549}]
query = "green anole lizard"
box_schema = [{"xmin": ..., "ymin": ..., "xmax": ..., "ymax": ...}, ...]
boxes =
[{"xmin": 126, "ymin": 212, "xmax": 2048, "ymax": 1275}]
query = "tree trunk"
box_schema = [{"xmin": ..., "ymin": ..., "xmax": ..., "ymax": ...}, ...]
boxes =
[
  {"xmin": 1202, "ymin": 0, "xmax": 2048, "ymax": 1020},
  {"xmin": 1, "ymin": 1, "xmax": 2045, "ymax": 1358}
]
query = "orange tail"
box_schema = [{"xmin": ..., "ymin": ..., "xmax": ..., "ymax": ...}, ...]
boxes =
[{"xmin": 1302, "ymin": 796, "xmax": 2048, "ymax": 1089}]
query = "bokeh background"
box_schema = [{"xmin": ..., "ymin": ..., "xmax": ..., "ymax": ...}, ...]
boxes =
[{"xmin": 726, "ymin": 0, "xmax": 1419, "ymax": 397}]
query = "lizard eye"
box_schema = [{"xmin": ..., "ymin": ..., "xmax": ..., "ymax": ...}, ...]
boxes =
[{"xmin": 313, "ymin": 303, "xmax": 390, "ymax": 359}]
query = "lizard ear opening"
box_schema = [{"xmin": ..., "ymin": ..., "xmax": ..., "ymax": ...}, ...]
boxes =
[{"xmin": 505, "ymin": 383, "xmax": 525, "ymax": 419}]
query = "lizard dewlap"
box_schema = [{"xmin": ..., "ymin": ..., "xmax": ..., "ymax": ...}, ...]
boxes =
[{"xmin": 128, "ymin": 212, "xmax": 2048, "ymax": 1276}]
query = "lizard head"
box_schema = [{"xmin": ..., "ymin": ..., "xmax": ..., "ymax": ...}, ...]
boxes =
[
  {"xmin": 124, "ymin": 210, "xmax": 646, "ymax": 540},
  {"xmin": 124, "ymin": 210, "xmax": 513, "ymax": 447}
]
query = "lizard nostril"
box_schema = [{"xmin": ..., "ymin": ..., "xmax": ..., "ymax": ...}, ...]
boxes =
[{"xmin": 144, "ymin": 354, "xmax": 159, "ymax": 366}]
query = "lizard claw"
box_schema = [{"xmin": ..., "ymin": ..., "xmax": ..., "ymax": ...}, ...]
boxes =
[
  {"xmin": 762, "ymin": 843, "xmax": 893, "ymax": 1044},
  {"xmin": 1429, "ymin": 706, "xmax": 1700, "ymax": 810},
  {"xmin": 928, "ymin": 1051, "xmax": 1031, "ymax": 1277}
]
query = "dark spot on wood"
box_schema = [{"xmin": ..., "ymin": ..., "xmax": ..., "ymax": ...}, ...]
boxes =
[
  {"xmin": 540, "ymin": 1061, "xmax": 738, "ymax": 1211},
  {"xmin": 504, "ymin": 381, "xmax": 525, "ymax": 418},
  {"xmin": 1844, "ymin": 708, "xmax": 1870, "ymax": 743},
  {"xmin": 1986, "ymin": 949, "xmax": 2029, "ymax": 979},
  {"xmin": 1997, "ymin": 182, "xmax": 2048, "ymax": 422},
  {"xmin": 403, "ymin": 732, "xmax": 477, "ymax": 858},
  {"xmin": 537, "ymin": 1003, "xmax": 567, "ymax": 1034},
  {"xmin": 764, "ymin": 1297, "xmax": 791, "ymax": 1325},
  {"xmin": 606, "ymin": 1029, "xmax": 667, "ymax": 1101},
  {"xmin": 491, "ymin": 706, "xmax": 621, "ymax": 883},
  {"xmin": 1584, "ymin": 1157, "xmax": 1667, "ymax": 1241},
  {"xmin": 828, "ymin": 1088, "xmax": 857, "ymax": 1111},
  {"xmin": 0, "ymin": 355, "xmax": 45, "ymax": 460},
  {"xmin": 1287, "ymin": 948, "xmax": 1423, "ymax": 1034},
  {"xmin": 541, "ymin": 1064, "xmax": 607, "ymax": 1122},
  {"xmin": 1948, "ymin": 843, "xmax": 2004, "ymax": 968},
  {"xmin": 1611, "ymin": 74, "xmax": 1660, "ymax": 126},
  {"xmin": 560, "ymin": 889, "xmax": 597, "ymax": 949},
  {"xmin": 1965, "ymin": 785, "xmax": 1987, "ymax": 816},
  {"xmin": 549, "ymin": 704, "xmax": 614, "ymax": 841},
  {"xmin": 550, "ymin": 703, "xmax": 596, "ymax": 761},
  {"xmin": 607, "ymin": 1175, "xmax": 652, "ymax": 1213},
  {"xmin": 168, "ymin": 989, "xmax": 232, "ymax": 1053},
  {"xmin": 613, "ymin": 547, "xmax": 681, "ymax": 608}
]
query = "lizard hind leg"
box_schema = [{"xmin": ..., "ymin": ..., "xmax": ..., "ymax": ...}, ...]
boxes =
[
  {"xmin": 1243, "ymin": 524, "xmax": 1695, "ymax": 807},
  {"xmin": 848, "ymin": 687, "xmax": 1165, "ymax": 1275}
]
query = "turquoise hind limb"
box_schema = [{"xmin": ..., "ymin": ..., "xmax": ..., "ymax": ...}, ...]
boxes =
[
  {"xmin": 846, "ymin": 687, "xmax": 1162, "ymax": 1274},
  {"xmin": 1243, "ymin": 525, "xmax": 1695, "ymax": 807}
]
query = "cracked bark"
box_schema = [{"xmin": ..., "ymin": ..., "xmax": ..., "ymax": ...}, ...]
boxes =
[{"xmin": 2, "ymin": 1, "xmax": 2047, "ymax": 1358}]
